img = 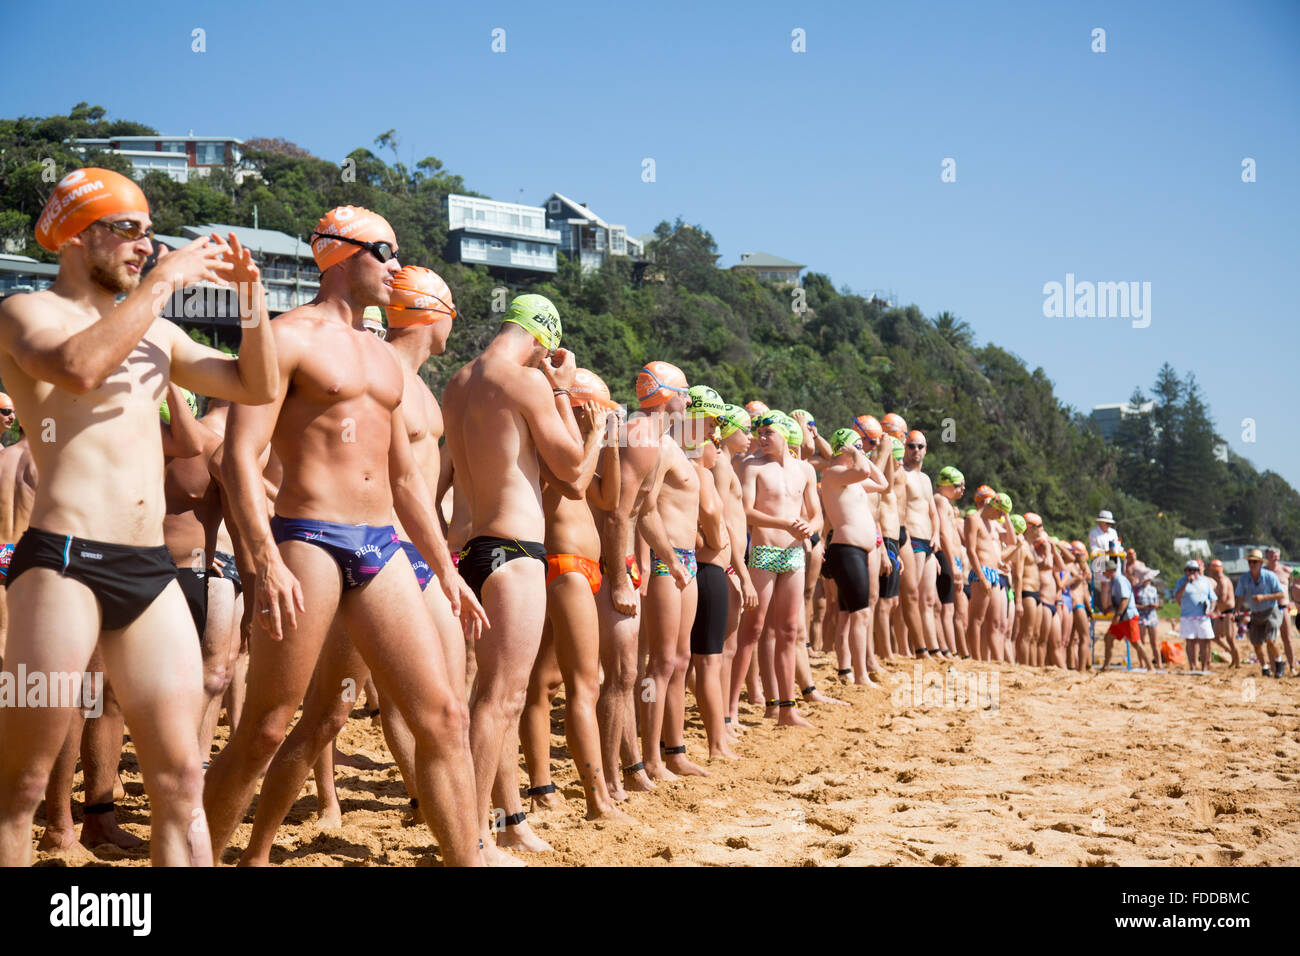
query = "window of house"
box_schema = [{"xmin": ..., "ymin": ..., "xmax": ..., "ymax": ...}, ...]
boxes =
[{"xmin": 548, "ymin": 199, "xmax": 561, "ymax": 214}]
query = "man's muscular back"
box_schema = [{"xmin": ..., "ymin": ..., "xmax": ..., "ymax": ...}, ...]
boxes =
[{"xmin": 443, "ymin": 354, "xmax": 547, "ymax": 542}]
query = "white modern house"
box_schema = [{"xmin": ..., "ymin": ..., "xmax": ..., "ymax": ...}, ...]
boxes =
[
  {"xmin": 444, "ymin": 195, "xmax": 560, "ymax": 276},
  {"xmin": 70, "ymin": 133, "xmax": 254, "ymax": 184}
]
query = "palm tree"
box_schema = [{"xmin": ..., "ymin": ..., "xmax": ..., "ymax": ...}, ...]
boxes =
[{"xmin": 933, "ymin": 310, "xmax": 974, "ymax": 349}]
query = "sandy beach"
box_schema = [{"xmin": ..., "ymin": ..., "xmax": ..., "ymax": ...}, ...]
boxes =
[{"xmin": 35, "ymin": 649, "xmax": 1300, "ymax": 868}]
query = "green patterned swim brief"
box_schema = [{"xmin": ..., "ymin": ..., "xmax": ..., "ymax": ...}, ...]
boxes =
[{"xmin": 747, "ymin": 544, "xmax": 805, "ymax": 574}]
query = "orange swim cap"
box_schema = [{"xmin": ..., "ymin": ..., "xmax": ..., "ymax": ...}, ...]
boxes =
[
  {"xmin": 310, "ymin": 206, "xmax": 393, "ymax": 272},
  {"xmin": 974, "ymin": 484, "xmax": 997, "ymax": 505},
  {"xmin": 906, "ymin": 429, "xmax": 926, "ymax": 445},
  {"xmin": 571, "ymin": 368, "xmax": 619, "ymax": 410},
  {"xmin": 881, "ymin": 413, "xmax": 908, "ymax": 438},
  {"xmin": 1023, "ymin": 512, "xmax": 1042, "ymax": 527},
  {"xmin": 852, "ymin": 414, "xmax": 883, "ymax": 440},
  {"xmin": 387, "ymin": 266, "xmax": 455, "ymax": 327},
  {"xmin": 36, "ymin": 168, "xmax": 149, "ymax": 252},
  {"xmin": 636, "ymin": 361, "xmax": 688, "ymax": 408},
  {"xmin": 0, "ymin": 392, "xmax": 11, "ymax": 409},
  {"xmin": 744, "ymin": 400, "xmax": 769, "ymax": 417}
]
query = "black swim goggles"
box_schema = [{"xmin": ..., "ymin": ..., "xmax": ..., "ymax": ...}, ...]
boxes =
[{"xmin": 310, "ymin": 232, "xmax": 398, "ymax": 264}]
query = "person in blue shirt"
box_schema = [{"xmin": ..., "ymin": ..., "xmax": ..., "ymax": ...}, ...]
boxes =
[
  {"xmin": 1101, "ymin": 560, "xmax": 1154, "ymax": 671},
  {"xmin": 1174, "ymin": 560, "xmax": 1217, "ymax": 671},
  {"xmin": 1235, "ymin": 549, "xmax": 1286, "ymax": 677}
]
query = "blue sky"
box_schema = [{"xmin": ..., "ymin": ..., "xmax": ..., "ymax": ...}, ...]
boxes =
[{"xmin": 3, "ymin": 0, "xmax": 1298, "ymax": 486}]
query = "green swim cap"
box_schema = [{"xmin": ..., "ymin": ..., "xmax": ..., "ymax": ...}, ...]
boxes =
[
  {"xmin": 686, "ymin": 385, "xmax": 726, "ymax": 419},
  {"xmin": 963, "ymin": 506, "xmax": 978, "ymax": 517},
  {"xmin": 1010, "ymin": 514, "xmax": 1027, "ymax": 534},
  {"xmin": 502, "ymin": 294, "xmax": 561, "ymax": 351},
  {"xmin": 776, "ymin": 413, "xmax": 803, "ymax": 449},
  {"xmin": 891, "ymin": 436, "xmax": 904, "ymax": 461},
  {"xmin": 718, "ymin": 403, "xmax": 751, "ymax": 439},
  {"xmin": 995, "ymin": 492, "xmax": 1013, "ymax": 514},
  {"xmin": 790, "ymin": 408, "xmax": 816, "ymax": 428},
  {"xmin": 937, "ymin": 465, "xmax": 965, "ymax": 487},
  {"xmin": 830, "ymin": 427, "xmax": 861, "ymax": 456},
  {"xmin": 159, "ymin": 387, "xmax": 198, "ymax": 425}
]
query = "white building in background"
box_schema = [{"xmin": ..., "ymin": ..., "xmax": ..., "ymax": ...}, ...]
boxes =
[
  {"xmin": 1090, "ymin": 400, "xmax": 1156, "ymax": 443},
  {"xmin": 444, "ymin": 195, "xmax": 560, "ymax": 276},
  {"xmin": 70, "ymin": 133, "xmax": 255, "ymax": 184}
]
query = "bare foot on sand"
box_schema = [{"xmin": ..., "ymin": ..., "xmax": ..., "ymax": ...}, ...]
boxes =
[
  {"xmin": 81, "ymin": 813, "xmax": 144, "ymax": 850},
  {"xmin": 528, "ymin": 786, "xmax": 565, "ymax": 812},
  {"xmin": 665, "ymin": 753, "xmax": 710, "ymax": 777},
  {"xmin": 777, "ymin": 708, "xmax": 816, "ymax": 728},
  {"xmin": 497, "ymin": 819, "xmax": 552, "ymax": 853},
  {"xmin": 483, "ymin": 842, "xmax": 527, "ymax": 867},
  {"xmin": 37, "ymin": 825, "xmax": 78, "ymax": 852},
  {"xmin": 803, "ymin": 688, "xmax": 850, "ymax": 706},
  {"xmin": 623, "ymin": 766, "xmax": 658, "ymax": 791},
  {"xmin": 644, "ymin": 760, "xmax": 679, "ymax": 782},
  {"xmin": 586, "ymin": 802, "xmax": 636, "ymax": 824},
  {"xmin": 315, "ymin": 804, "xmax": 343, "ymax": 829}
]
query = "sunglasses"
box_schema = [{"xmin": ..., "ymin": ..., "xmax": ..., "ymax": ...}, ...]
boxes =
[
  {"xmin": 364, "ymin": 324, "xmax": 387, "ymax": 340},
  {"xmin": 94, "ymin": 218, "xmax": 154, "ymax": 241},
  {"xmin": 311, "ymin": 232, "xmax": 398, "ymax": 263},
  {"xmin": 906, "ymin": 442, "xmax": 926, "ymax": 450}
]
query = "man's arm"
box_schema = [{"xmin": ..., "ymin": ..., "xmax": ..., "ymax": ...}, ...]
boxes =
[
  {"xmin": 167, "ymin": 235, "xmax": 277, "ymax": 405},
  {"xmin": 588, "ymin": 414, "xmax": 621, "ymax": 513},
  {"xmin": 697, "ymin": 461, "xmax": 727, "ymax": 552},
  {"xmin": 517, "ymin": 351, "xmax": 583, "ymax": 483},
  {"xmin": 160, "ymin": 381, "xmax": 208, "ymax": 459},
  {"xmin": 603, "ymin": 431, "xmax": 659, "ymax": 614},
  {"xmin": 0, "ymin": 238, "xmax": 233, "ymax": 394},
  {"xmin": 553, "ymin": 403, "xmax": 608, "ymax": 501},
  {"xmin": 800, "ymin": 461, "xmax": 822, "ymax": 535}
]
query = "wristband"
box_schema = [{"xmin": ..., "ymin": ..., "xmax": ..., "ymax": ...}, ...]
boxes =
[{"xmin": 552, "ymin": 387, "xmax": 570, "ymax": 396}]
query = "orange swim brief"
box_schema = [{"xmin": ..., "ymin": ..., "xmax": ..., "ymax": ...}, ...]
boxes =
[{"xmin": 546, "ymin": 553, "xmax": 602, "ymax": 595}]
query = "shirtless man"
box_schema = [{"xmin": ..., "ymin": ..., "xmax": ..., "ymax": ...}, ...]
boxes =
[
  {"xmin": 1062, "ymin": 542, "xmax": 1092, "ymax": 670},
  {"xmin": 205, "ymin": 209, "xmax": 483, "ymax": 866},
  {"xmin": 730, "ymin": 411, "xmax": 818, "ymax": 727},
  {"xmin": 1010, "ymin": 515, "xmax": 1040, "ymax": 664},
  {"xmin": 239, "ymin": 269, "xmax": 505, "ymax": 860},
  {"xmin": 932, "ymin": 467, "xmax": 968, "ymax": 657},
  {"xmin": 820, "ymin": 428, "xmax": 889, "ymax": 685},
  {"xmin": 964, "ymin": 486, "xmax": 1017, "ymax": 661},
  {"xmin": 518, "ymin": 369, "xmax": 631, "ymax": 821},
  {"xmin": 594, "ymin": 362, "xmax": 691, "ymax": 798},
  {"xmin": 899, "ymin": 430, "xmax": 942, "ymax": 658},
  {"xmin": 638, "ymin": 383, "xmax": 725, "ymax": 779},
  {"xmin": 441, "ymin": 293, "xmax": 589, "ymax": 861},
  {"xmin": 1024, "ymin": 515, "xmax": 1066, "ymax": 667},
  {"xmin": 0, "ymin": 411, "xmax": 36, "ymax": 662},
  {"xmin": 874, "ymin": 417, "xmax": 906, "ymax": 659},
  {"xmin": 192, "ymin": 400, "xmax": 246, "ymax": 755},
  {"xmin": 713, "ymin": 405, "xmax": 759, "ymax": 735},
  {"xmin": 678, "ymin": 387, "xmax": 735, "ymax": 763},
  {"xmin": 1205, "ymin": 558, "xmax": 1240, "ymax": 668},
  {"xmin": 0, "ymin": 169, "xmax": 277, "ymax": 865}
]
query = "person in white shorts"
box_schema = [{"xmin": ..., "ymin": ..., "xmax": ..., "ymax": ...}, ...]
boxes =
[{"xmin": 1173, "ymin": 559, "xmax": 1216, "ymax": 672}]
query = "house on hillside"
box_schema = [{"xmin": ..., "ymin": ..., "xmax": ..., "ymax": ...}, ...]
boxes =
[
  {"xmin": 444, "ymin": 195, "xmax": 560, "ymax": 278},
  {"xmin": 731, "ymin": 251, "xmax": 804, "ymax": 287},
  {"xmin": 0, "ymin": 254, "xmax": 58, "ymax": 296},
  {"xmin": 71, "ymin": 133, "xmax": 256, "ymax": 184},
  {"xmin": 540, "ymin": 193, "xmax": 643, "ymax": 273},
  {"xmin": 1090, "ymin": 400, "xmax": 1155, "ymax": 443}
]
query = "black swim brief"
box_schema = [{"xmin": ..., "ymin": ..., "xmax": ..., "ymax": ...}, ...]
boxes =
[
  {"xmin": 825, "ymin": 543, "xmax": 871, "ymax": 613},
  {"xmin": 935, "ymin": 550, "xmax": 955, "ymax": 605},
  {"xmin": 210, "ymin": 549, "xmax": 242, "ymax": 597},
  {"xmin": 879, "ymin": 536, "xmax": 901, "ymax": 600},
  {"xmin": 457, "ymin": 535, "xmax": 546, "ymax": 602},
  {"xmin": 177, "ymin": 568, "xmax": 208, "ymax": 638},
  {"xmin": 5, "ymin": 527, "xmax": 178, "ymax": 631}
]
